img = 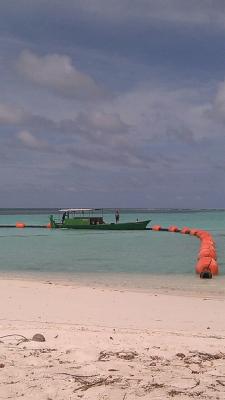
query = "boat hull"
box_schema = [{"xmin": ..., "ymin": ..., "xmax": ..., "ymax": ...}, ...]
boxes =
[{"xmin": 51, "ymin": 220, "xmax": 150, "ymax": 230}]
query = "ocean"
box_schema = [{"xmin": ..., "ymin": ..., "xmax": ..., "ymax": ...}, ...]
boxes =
[{"xmin": 0, "ymin": 209, "xmax": 224, "ymax": 296}]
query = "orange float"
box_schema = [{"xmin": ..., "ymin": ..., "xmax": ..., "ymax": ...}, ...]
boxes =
[
  {"xmin": 16, "ymin": 222, "xmax": 25, "ymax": 228},
  {"xmin": 200, "ymin": 242, "xmax": 216, "ymax": 249},
  {"xmin": 198, "ymin": 248, "xmax": 217, "ymax": 260},
  {"xmin": 200, "ymin": 240, "xmax": 215, "ymax": 247},
  {"xmin": 180, "ymin": 227, "xmax": 191, "ymax": 234},
  {"xmin": 46, "ymin": 222, "xmax": 52, "ymax": 228},
  {"xmin": 151, "ymin": 224, "xmax": 219, "ymax": 277},
  {"xmin": 189, "ymin": 229, "xmax": 199, "ymax": 236},
  {"xmin": 168, "ymin": 225, "xmax": 179, "ymax": 232},
  {"xmin": 195, "ymin": 257, "xmax": 218, "ymax": 275},
  {"xmin": 152, "ymin": 225, "xmax": 162, "ymax": 231},
  {"xmin": 200, "ymin": 243, "xmax": 216, "ymax": 251}
]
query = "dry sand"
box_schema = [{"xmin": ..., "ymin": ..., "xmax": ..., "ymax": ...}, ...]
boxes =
[{"xmin": 0, "ymin": 278, "xmax": 225, "ymax": 399}]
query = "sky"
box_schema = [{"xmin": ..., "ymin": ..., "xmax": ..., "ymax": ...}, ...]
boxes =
[{"xmin": 1, "ymin": 0, "xmax": 225, "ymax": 208}]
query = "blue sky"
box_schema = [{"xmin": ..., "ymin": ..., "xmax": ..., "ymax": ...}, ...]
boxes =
[{"xmin": 1, "ymin": 0, "xmax": 225, "ymax": 208}]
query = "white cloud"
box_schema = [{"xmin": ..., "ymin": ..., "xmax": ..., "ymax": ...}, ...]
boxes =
[
  {"xmin": 16, "ymin": 50, "xmax": 107, "ymax": 100},
  {"xmin": 17, "ymin": 130, "xmax": 48, "ymax": 149},
  {"xmin": 106, "ymin": 85, "xmax": 218, "ymax": 142}
]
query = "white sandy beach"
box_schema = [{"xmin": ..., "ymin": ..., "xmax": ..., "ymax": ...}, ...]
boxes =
[{"xmin": 0, "ymin": 278, "xmax": 225, "ymax": 399}]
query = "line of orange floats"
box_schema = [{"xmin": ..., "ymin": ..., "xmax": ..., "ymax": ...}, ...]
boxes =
[
  {"xmin": 15, "ymin": 222, "xmax": 51, "ymax": 228},
  {"xmin": 151, "ymin": 225, "xmax": 219, "ymax": 279},
  {"xmin": 15, "ymin": 221, "xmax": 218, "ymax": 279}
]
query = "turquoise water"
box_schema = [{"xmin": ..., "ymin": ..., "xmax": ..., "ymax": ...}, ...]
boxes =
[{"xmin": 0, "ymin": 209, "xmax": 224, "ymax": 294}]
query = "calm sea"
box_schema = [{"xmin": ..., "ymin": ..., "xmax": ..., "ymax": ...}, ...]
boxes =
[{"xmin": 0, "ymin": 209, "xmax": 224, "ymax": 295}]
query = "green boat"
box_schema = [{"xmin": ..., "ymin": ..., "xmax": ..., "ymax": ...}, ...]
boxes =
[{"xmin": 49, "ymin": 209, "xmax": 150, "ymax": 230}]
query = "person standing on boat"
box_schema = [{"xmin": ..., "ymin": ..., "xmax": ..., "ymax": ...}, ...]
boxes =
[
  {"xmin": 115, "ymin": 209, "xmax": 120, "ymax": 223},
  {"xmin": 62, "ymin": 211, "xmax": 66, "ymax": 223}
]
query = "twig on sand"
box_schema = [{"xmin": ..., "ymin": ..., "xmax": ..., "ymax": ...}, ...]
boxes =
[
  {"xmin": 56, "ymin": 373, "xmax": 99, "ymax": 380},
  {"xmin": 73, "ymin": 376, "xmax": 110, "ymax": 392},
  {"xmin": 216, "ymin": 379, "xmax": 225, "ymax": 387},
  {"xmin": 0, "ymin": 334, "xmax": 28, "ymax": 341},
  {"xmin": 0, "ymin": 334, "xmax": 29, "ymax": 346}
]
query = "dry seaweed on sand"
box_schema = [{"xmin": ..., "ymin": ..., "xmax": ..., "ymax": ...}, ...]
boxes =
[{"xmin": 98, "ymin": 350, "xmax": 138, "ymax": 361}]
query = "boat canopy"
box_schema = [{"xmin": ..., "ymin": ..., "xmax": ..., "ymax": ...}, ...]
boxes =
[{"xmin": 58, "ymin": 208, "xmax": 102, "ymax": 212}]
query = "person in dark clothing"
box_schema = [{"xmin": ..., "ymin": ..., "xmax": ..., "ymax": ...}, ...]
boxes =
[
  {"xmin": 115, "ymin": 209, "xmax": 120, "ymax": 223},
  {"xmin": 62, "ymin": 212, "xmax": 66, "ymax": 223}
]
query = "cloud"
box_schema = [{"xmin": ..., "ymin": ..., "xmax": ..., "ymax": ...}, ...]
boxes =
[
  {"xmin": 72, "ymin": 0, "xmax": 225, "ymax": 28},
  {"xmin": 0, "ymin": 78, "xmax": 221, "ymax": 172},
  {"xmin": 74, "ymin": 111, "xmax": 129, "ymax": 144},
  {"xmin": 212, "ymin": 79, "xmax": 225, "ymax": 121},
  {"xmin": 109, "ymin": 86, "xmax": 213, "ymax": 144},
  {"xmin": 0, "ymin": 103, "xmax": 25, "ymax": 124},
  {"xmin": 79, "ymin": 111, "xmax": 128, "ymax": 133},
  {"xmin": 2, "ymin": 1, "xmax": 225, "ymax": 30},
  {"xmin": 16, "ymin": 50, "xmax": 107, "ymax": 100},
  {"xmin": 17, "ymin": 130, "xmax": 49, "ymax": 150}
]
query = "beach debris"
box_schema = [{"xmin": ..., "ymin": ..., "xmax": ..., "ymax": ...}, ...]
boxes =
[
  {"xmin": 168, "ymin": 389, "xmax": 186, "ymax": 397},
  {"xmin": 142, "ymin": 382, "xmax": 165, "ymax": 392},
  {"xmin": 216, "ymin": 379, "xmax": 225, "ymax": 387},
  {"xmin": 56, "ymin": 372, "xmax": 121, "ymax": 392},
  {"xmin": 188, "ymin": 351, "xmax": 225, "ymax": 361},
  {"xmin": 32, "ymin": 333, "xmax": 46, "ymax": 342},
  {"xmin": 2, "ymin": 329, "xmax": 225, "ymax": 400},
  {"xmin": 0, "ymin": 334, "xmax": 29, "ymax": 345},
  {"xmin": 98, "ymin": 350, "xmax": 138, "ymax": 362},
  {"xmin": 73, "ymin": 375, "xmax": 121, "ymax": 392},
  {"xmin": 176, "ymin": 353, "xmax": 186, "ymax": 359}
]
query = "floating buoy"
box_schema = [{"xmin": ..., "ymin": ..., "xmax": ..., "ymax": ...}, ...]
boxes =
[
  {"xmin": 195, "ymin": 257, "xmax": 218, "ymax": 275},
  {"xmin": 198, "ymin": 248, "xmax": 217, "ymax": 260},
  {"xmin": 199, "ymin": 241, "xmax": 216, "ymax": 250},
  {"xmin": 168, "ymin": 225, "xmax": 179, "ymax": 232},
  {"xmin": 151, "ymin": 223, "xmax": 219, "ymax": 277},
  {"xmin": 16, "ymin": 222, "xmax": 25, "ymax": 228},
  {"xmin": 180, "ymin": 227, "xmax": 191, "ymax": 234},
  {"xmin": 189, "ymin": 229, "xmax": 199, "ymax": 236},
  {"xmin": 200, "ymin": 242, "xmax": 216, "ymax": 251},
  {"xmin": 198, "ymin": 232, "xmax": 211, "ymax": 239},
  {"xmin": 46, "ymin": 222, "xmax": 51, "ymax": 228},
  {"xmin": 152, "ymin": 225, "xmax": 162, "ymax": 231}
]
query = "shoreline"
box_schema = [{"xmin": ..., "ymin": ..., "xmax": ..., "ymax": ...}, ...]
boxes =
[{"xmin": 0, "ymin": 271, "xmax": 225, "ymax": 298}]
